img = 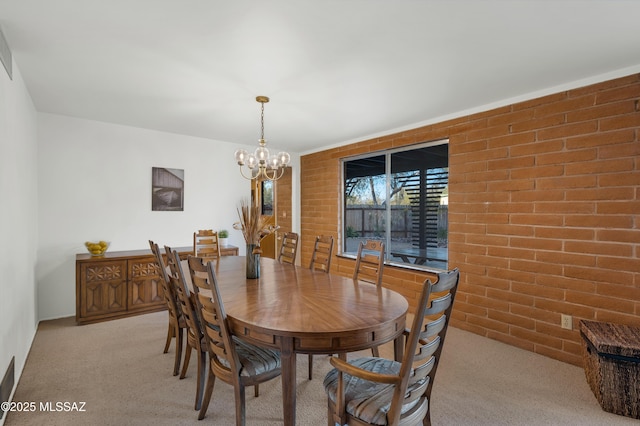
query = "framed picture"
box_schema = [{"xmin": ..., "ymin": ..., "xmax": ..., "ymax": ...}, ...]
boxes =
[{"xmin": 152, "ymin": 167, "xmax": 184, "ymax": 211}]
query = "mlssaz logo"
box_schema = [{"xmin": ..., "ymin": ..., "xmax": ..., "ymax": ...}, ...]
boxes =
[{"xmin": 39, "ymin": 401, "xmax": 87, "ymax": 412}]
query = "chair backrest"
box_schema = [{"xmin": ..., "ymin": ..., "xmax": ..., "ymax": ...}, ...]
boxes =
[
  {"xmin": 278, "ymin": 232, "xmax": 299, "ymax": 265},
  {"xmin": 389, "ymin": 267, "xmax": 460, "ymax": 425},
  {"xmin": 309, "ymin": 235, "xmax": 334, "ymax": 272},
  {"xmin": 352, "ymin": 240, "xmax": 385, "ymax": 286},
  {"xmin": 165, "ymin": 246, "xmax": 202, "ymax": 344},
  {"xmin": 187, "ymin": 255, "xmax": 243, "ymax": 379},
  {"xmin": 193, "ymin": 229, "xmax": 221, "ymax": 260},
  {"xmin": 148, "ymin": 240, "xmax": 182, "ymax": 321}
]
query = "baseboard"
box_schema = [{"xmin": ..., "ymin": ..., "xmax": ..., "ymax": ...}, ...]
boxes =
[{"xmin": 0, "ymin": 356, "xmax": 15, "ymax": 421}]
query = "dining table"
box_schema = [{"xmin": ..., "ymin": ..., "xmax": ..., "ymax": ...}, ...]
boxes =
[{"xmin": 182, "ymin": 255, "xmax": 408, "ymax": 426}]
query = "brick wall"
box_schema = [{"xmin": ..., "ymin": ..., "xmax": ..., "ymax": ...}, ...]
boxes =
[{"xmin": 300, "ymin": 73, "xmax": 640, "ymax": 366}]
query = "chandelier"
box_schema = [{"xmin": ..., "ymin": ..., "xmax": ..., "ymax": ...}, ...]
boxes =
[{"xmin": 234, "ymin": 96, "xmax": 291, "ymax": 181}]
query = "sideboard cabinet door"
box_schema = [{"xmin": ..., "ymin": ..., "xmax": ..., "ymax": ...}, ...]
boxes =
[
  {"xmin": 78, "ymin": 260, "xmax": 128, "ymax": 320},
  {"xmin": 128, "ymin": 258, "xmax": 165, "ymax": 311}
]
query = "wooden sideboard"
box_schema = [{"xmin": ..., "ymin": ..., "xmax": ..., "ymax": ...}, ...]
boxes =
[
  {"xmin": 220, "ymin": 245, "xmax": 239, "ymax": 256},
  {"xmin": 75, "ymin": 245, "xmax": 238, "ymax": 324}
]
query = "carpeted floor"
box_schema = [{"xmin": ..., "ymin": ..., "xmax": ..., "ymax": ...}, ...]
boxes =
[{"xmin": 4, "ymin": 311, "xmax": 638, "ymax": 425}]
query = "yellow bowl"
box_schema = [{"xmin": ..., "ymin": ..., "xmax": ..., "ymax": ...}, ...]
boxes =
[{"xmin": 85, "ymin": 240, "xmax": 110, "ymax": 256}]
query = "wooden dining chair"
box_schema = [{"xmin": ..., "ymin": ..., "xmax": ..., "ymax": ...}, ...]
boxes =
[
  {"xmin": 193, "ymin": 229, "xmax": 221, "ymax": 261},
  {"xmin": 353, "ymin": 240, "xmax": 385, "ymax": 287},
  {"xmin": 309, "ymin": 235, "xmax": 334, "ymax": 272},
  {"xmin": 307, "ymin": 235, "xmax": 335, "ymax": 379},
  {"xmin": 278, "ymin": 231, "xmax": 299, "ymax": 265},
  {"xmin": 187, "ymin": 255, "xmax": 282, "ymax": 424},
  {"xmin": 149, "ymin": 240, "xmax": 186, "ymax": 376},
  {"xmin": 165, "ymin": 246, "xmax": 207, "ymax": 412},
  {"xmin": 324, "ymin": 268, "xmax": 460, "ymax": 426},
  {"xmin": 353, "ymin": 240, "xmax": 386, "ymax": 356}
]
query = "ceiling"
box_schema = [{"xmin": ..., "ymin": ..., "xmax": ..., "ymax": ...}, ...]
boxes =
[{"xmin": 1, "ymin": 1, "xmax": 640, "ymax": 155}]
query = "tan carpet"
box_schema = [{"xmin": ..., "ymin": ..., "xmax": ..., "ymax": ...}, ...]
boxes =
[{"xmin": 4, "ymin": 312, "xmax": 638, "ymax": 425}]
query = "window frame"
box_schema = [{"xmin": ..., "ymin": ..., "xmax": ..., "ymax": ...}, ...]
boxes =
[{"xmin": 340, "ymin": 139, "xmax": 449, "ymax": 272}]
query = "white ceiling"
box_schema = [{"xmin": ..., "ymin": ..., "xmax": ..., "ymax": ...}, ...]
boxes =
[{"xmin": 1, "ymin": 1, "xmax": 640, "ymax": 154}]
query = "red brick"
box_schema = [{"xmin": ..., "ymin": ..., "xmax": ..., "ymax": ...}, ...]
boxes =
[
  {"xmin": 566, "ymin": 128, "xmax": 634, "ymax": 149},
  {"xmin": 510, "ymin": 164, "xmax": 564, "ymax": 179},
  {"xmin": 565, "ymin": 240, "xmax": 632, "ymax": 257},
  {"xmin": 510, "ymin": 326, "xmax": 563, "ymax": 349},
  {"xmin": 536, "ymin": 94, "xmax": 596, "ymax": 116},
  {"xmin": 489, "ymin": 310, "xmax": 536, "ymax": 330},
  {"xmin": 510, "ymin": 236, "xmax": 563, "ymax": 251},
  {"xmin": 536, "ymin": 274, "xmax": 596, "ymax": 293},
  {"xmin": 566, "ymin": 290, "xmax": 635, "ymax": 314},
  {"xmin": 566, "ymin": 100, "xmax": 636, "ymax": 123},
  {"xmin": 537, "ymin": 121, "xmax": 598, "ymax": 141},
  {"xmin": 537, "ymin": 148, "xmax": 597, "ymax": 165},
  {"xmin": 600, "ymin": 113, "xmax": 640, "ymax": 131},
  {"xmin": 511, "ymin": 114, "xmax": 566, "ymax": 133},
  {"xmin": 596, "ymin": 83, "xmax": 640, "ymax": 104},
  {"xmin": 564, "ymin": 265, "xmax": 633, "ymax": 286},
  {"xmin": 536, "ymin": 251, "xmax": 596, "ymax": 267},
  {"xmin": 564, "ymin": 214, "xmax": 633, "ymax": 229},
  {"xmin": 537, "ymin": 175, "xmax": 596, "ymax": 190},
  {"xmin": 597, "ymin": 229, "xmax": 640, "ymax": 243}
]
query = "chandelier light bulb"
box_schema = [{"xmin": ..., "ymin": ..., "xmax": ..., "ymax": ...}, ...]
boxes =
[
  {"xmin": 277, "ymin": 152, "xmax": 291, "ymax": 166},
  {"xmin": 246, "ymin": 154, "xmax": 258, "ymax": 169},
  {"xmin": 268, "ymin": 155, "xmax": 280, "ymax": 170},
  {"xmin": 234, "ymin": 149, "xmax": 248, "ymax": 165},
  {"xmin": 255, "ymin": 144, "xmax": 270, "ymax": 164}
]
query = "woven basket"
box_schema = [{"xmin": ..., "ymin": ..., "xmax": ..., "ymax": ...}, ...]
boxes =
[{"xmin": 580, "ymin": 320, "xmax": 640, "ymax": 419}]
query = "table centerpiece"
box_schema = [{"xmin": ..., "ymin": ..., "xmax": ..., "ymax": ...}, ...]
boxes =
[{"xmin": 233, "ymin": 199, "xmax": 279, "ymax": 279}]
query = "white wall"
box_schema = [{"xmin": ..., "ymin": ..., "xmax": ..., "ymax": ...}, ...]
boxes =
[
  {"xmin": 37, "ymin": 113, "xmax": 300, "ymax": 321},
  {"xmin": 0, "ymin": 61, "xmax": 38, "ymax": 415},
  {"xmin": 0, "ymin": 59, "xmax": 301, "ymax": 415}
]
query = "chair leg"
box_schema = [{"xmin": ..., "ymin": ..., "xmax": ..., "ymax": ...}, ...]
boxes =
[
  {"xmin": 198, "ymin": 368, "xmax": 216, "ymax": 420},
  {"xmin": 423, "ymin": 409, "xmax": 432, "ymax": 426},
  {"xmin": 163, "ymin": 321, "xmax": 173, "ymax": 353},
  {"xmin": 194, "ymin": 348, "xmax": 206, "ymax": 410},
  {"xmin": 371, "ymin": 346, "xmax": 380, "ymax": 357},
  {"xmin": 172, "ymin": 327, "xmax": 183, "ymax": 376},
  {"xmin": 308, "ymin": 354, "xmax": 314, "ymax": 380},
  {"xmin": 254, "ymin": 384, "xmax": 259, "ymax": 398},
  {"xmin": 235, "ymin": 385, "xmax": 246, "ymax": 426},
  {"xmin": 181, "ymin": 342, "xmax": 192, "ymax": 379}
]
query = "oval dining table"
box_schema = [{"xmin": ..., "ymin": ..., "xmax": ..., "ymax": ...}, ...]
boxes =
[{"xmin": 186, "ymin": 255, "xmax": 408, "ymax": 426}]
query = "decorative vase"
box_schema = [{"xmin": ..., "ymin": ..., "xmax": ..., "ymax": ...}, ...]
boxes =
[{"xmin": 246, "ymin": 244, "xmax": 260, "ymax": 279}]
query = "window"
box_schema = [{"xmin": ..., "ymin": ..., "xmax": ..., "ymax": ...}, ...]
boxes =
[
  {"xmin": 261, "ymin": 180, "xmax": 274, "ymax": 216},
  {"xmin": 343, "ymin": 140, "xmax": 448, "ymax": 270}
]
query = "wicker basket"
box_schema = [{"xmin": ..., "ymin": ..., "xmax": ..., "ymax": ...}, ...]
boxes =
[{"xmin": 580, "ymin": 320, "xmax": 640, "ymax": 419}]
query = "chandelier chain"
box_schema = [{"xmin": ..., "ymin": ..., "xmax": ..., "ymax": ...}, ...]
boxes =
[{"xmin": 260, "ymin": 101, "xmax": 265, "ymax": 141}]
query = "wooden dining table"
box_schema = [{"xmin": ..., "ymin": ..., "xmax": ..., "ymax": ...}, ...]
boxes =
[{"xmin": 182, "ymin": 255, "xmax": 408, "ymax": 426}]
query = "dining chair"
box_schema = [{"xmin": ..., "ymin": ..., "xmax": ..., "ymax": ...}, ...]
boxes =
[
  {"xmin": 323, "ymin": 267, "xmax": 460, "ymax": 426},
  {"xmin": 307, "ymin": 235, "xmax": 335, "ymax": 380},
  {"xmin": 278, "ymin": 231, "xmax": 299, "ymax": 265},
  {"xmin": 193, "ymin": 229, "xmax": 221, "ymax": 261},
  {"xmin": 165, "ymin": 246, "xmax": 207, "ymax": 412},
  {"xmin": 148, "ymin": 240, "xmax": 186, "ymax": 376},
  {"xmin": 353, "ymin": 240, "xmax": 385, "ymax": 287},
  {"xmin": 187, "ymin": 255, "xmax": 282, "ymax": 424},
  {"xmin": 309, "ymin": 235, "xmax": 334, "ymax": 272},
  {"xmin": 353, "ymin": 240, "xmax": 386, "ymax": 356}
]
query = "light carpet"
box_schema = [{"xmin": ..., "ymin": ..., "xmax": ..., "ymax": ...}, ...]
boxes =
[{"xmin": 4, "ymin": 311, "xmax": 638, "ymax": 425}]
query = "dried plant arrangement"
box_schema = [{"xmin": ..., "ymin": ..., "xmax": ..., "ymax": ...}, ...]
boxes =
[{"xmin": 233, "ymin": 199, "xmax": 279, "ymax": 254}]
